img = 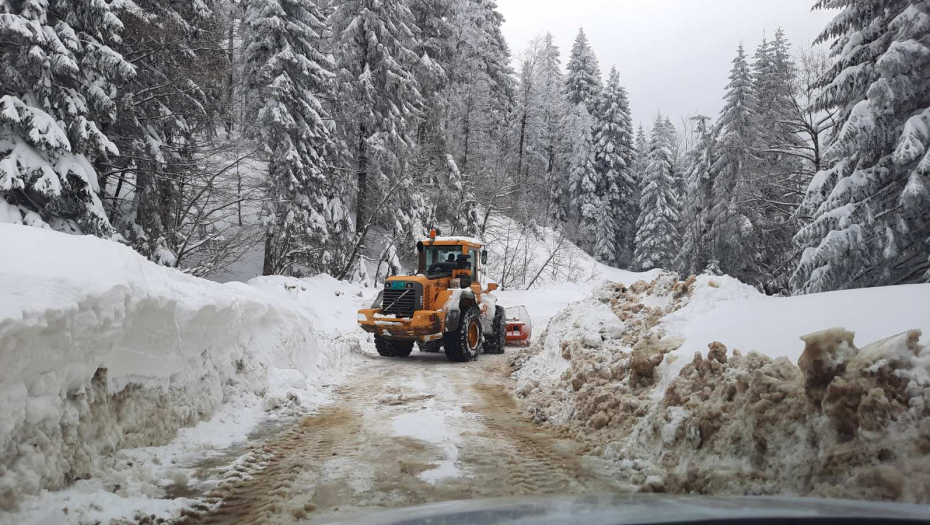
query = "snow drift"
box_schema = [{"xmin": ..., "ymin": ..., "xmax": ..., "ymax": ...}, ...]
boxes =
[
  {"xmin": 511, "ymin": 272, "xmax": 930, "ymax": 502},
  {"xmin": 0, "ymin": 224, "xmax": 357, "ymax": 511}
]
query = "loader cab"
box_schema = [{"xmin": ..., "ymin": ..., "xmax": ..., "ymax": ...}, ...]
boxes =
[{"xmin": 416, "ymin": 236, "xmax": 486, "ymax": 286}]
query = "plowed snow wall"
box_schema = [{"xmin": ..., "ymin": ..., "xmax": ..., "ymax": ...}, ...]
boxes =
[{"xmin": 0, "ymin": 225, "xmax": 346, "ymax": 509}]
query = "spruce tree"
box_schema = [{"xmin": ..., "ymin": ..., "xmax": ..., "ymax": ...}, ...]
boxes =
[
  {"xmin": 445, "ymin": 0, "xmax": 514, "ymax": 172},
  {"xmin": 242, "ymin": 0, "xmax": 347, "ymax": 275},
  {"xmin": 709, "ymin": 44, "xmax": 761, "ymax": 282},
  {"xmin": 634, "ymin": 116, "xmax": 681, "ymax": 271},
  {"xmin": 330, "ymin": 0, "xmax": 425, "ymax": 233},
  {"xmin": 0, "ymin": 0, "xmax": 134, "ymax": 237},
  {"xmin": 792, "ymin": 0, "xmax": 930, "ymax": 292},
  {"xmin": 536, "ymin": 33, "xmax": 570, "ymax": 226},
  {"xmin": 677, "ymin": 115, "xmax": 718, "ymax": 276},
  {"xmin": 566, "ymin": 103, "xmax": 599, "ymax": 246},
  {"xmin": 592, "ymin": 67, "xmax": 636, "ymax": 266},
  {"xmin": 752, "ymin": 28, "xmax": 804, "ymax": 290},
  {"xmin": 564, "ymin": 28, "xmax": 602, "ymax": 111},
  {"xmin": 446, "ymin": 155, "xmax": 481, "ymax": 236}
]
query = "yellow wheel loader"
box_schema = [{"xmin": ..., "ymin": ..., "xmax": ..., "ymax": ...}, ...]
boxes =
[{"xmin": 357, "ymin": 231, "xmax": 506, "ymax": 362}]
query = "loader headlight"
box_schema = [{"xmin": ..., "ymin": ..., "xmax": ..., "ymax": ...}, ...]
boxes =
[{"xmin": 357, "ymin": 313, "xmax": 368, "ymax": 322}]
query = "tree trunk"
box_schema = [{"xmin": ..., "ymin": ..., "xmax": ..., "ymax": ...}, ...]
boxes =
[
  {"xmin": 355, "ymin": 127, "xmax": 368, "ymax": 233},
  {"xmin": 462, "ymin": 93, "xmax": 473, "ymax": 172},
  {"xmin": 225, "ymin": 17, "xmax": 235, "ymax": 134},
  {"xmin": 133, "ymin": 165, "xmax": 161, "ymax": 256},
  {"xmin": 517, "ymin": 110, "xmax": 527, "ymax": 179},
  {"xmin": 262, "ymin": 232, "xmax": 275, "ymax": 276},
  {"xmin": 236, "ymin": 159, "xmax": 243, "ymax": 226}
]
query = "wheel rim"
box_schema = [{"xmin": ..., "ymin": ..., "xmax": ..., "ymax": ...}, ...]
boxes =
[{"xmin": 467, "ymin": 321, "xmax": 479, "ymax": 349}]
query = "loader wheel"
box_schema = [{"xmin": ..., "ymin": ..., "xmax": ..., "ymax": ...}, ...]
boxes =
[
  {"xmin": 418, "ymin": 340, "xmax": 442, "ymax": 353},
  {"xmin": 375, "ymin": 336, "xmax": 414, "ymax": 358},
  {"xmin": 483, "ymin": 305, "xmax": 506, "ymax": 355},
  {"xmin": 443, "ymin": 306, "xmax": 482, "ymax": 362}
]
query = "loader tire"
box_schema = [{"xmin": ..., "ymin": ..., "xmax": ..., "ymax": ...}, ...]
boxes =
[
  {"xmin": 483, "ymin": 305, "xmax": 506, "ymax": 355},
  {"xmin": 375, "ymin": 336, "xmax": 414, "ymax": 358},
  {"xmin": 443, "ymin": 306, "xmax": 482, "ymax": 362},
  {"xmin": 418, "ymin": 340, "xmax": 442, "ymax": 353}
]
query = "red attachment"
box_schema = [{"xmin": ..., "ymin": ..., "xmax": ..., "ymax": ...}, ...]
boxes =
[{"xmin": 504, "ymin": 305, "xmax": 532, "ymax": 347}]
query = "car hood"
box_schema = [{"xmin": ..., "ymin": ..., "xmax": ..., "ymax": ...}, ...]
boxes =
[{"xmin": 316, "ymin": 494, "xmax": 930, "ymax": 525}]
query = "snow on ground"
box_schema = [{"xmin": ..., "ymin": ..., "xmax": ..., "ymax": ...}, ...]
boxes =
[
  {"xmin": 510, "ymin": 271, "xmax": 930, "ymax": 503},
  {"xmin": 248, "ymin": 274, "xmax": 378, "ymax": 338},
  {"xmin": 655, "ymin": 274, "xmax": 930, "ymax": 392},
  {"xmin": 0, "ymin": 224, "xmax": 370, "ymax": 523},
  {"xmin": 482, "ymin": 214, "xmax": 598, "ymax": 290},
  {"xmin": 486, "ymin": 212, "xmax": 661, "ymax": 338}
]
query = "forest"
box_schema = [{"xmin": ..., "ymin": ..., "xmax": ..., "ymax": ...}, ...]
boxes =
[{"xmin": 1, "ymin": 0, "xmax": 928, "ymax": 295}]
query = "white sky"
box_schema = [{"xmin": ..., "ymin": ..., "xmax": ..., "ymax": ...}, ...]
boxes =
[{"xmin": 495, "ymin": 0, "xmax": 837, "ymax": 130}]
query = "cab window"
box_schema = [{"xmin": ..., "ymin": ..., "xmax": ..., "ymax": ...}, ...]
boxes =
[{"xmin": 425, "ymin": 247, "xmax": 462, "ymax": 268}]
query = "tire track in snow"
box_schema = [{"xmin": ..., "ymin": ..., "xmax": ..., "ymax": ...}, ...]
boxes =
[{"xmin": 172, "ymin": 351, "xmax": 624, "ymax": 524}]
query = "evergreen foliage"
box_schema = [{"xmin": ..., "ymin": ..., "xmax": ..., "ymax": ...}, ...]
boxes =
[
  {"xmin": 564, "ymin": 28, "xmax": 602, "ymax": 110},
  {"xmin": 707, "ymin": 44, "xmax": 762, "ymax": 282},
  {"xmin": 242, "ymin": 0, "xmax": 347, "ymax": 275},
  {"xmin": 0, "ymin": 0, "xmax": 135, "ymax": 237},
  {"xmin": 565, "ymin": 103, "xmax": 599, "ymax": 247},
  {"xmin": 592, "ymin": 67, "xmax": 636, "ymax": 266},
  {"xmin": 792, "ymin": 0, "xmax": 930, "ymax": 292},
  {"xmin": 634, "ymin": 115, "xmax": 680, "ymax": 271},
  {"xmin": 3, "ymin": 1, "xmax": 925, "ymax": 294}
]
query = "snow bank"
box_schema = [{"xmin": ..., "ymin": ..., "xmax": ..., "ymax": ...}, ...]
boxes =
[
  {"xmin": 661, "ymin": 275, "xmax": 930, "ymax": 385},
  {"xmin": 511, "ymin": 271, "xmax": 930, "ymax": 503},
  {"xmin": 0, "ymin": 224, "xmax": 358, "ymax": 512},
  {"xmin": 247, "ymin": 274, "xmax": 376, "ymax": 338}
]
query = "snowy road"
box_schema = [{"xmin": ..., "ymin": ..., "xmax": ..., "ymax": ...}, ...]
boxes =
[{"xmin": 176, "ymin": 349, "xmax": 628, "ymax": 524}]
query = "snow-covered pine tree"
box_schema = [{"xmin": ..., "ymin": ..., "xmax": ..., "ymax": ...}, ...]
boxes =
[
  {"xmin": 628, "ymin": 124, "xmax": 648, "ymax": 235},
  {"xmin": 752, "ymin": 34, "xmax": 774, "ymax": 118},
  {"xmin": 792, "ymin": 0, "xmax": 930, "ymax": 292},
  {"xmin": 676, "ymin": 115, "xmax": 718, "ymax": 276},
  {"xmin": 752, "ymin": 28, "xmax": 804, "ymax": 290},
  {"xmin": 444, "ymin": 0, "xmax": 513, "ymax": 173},
  {"xmin": 330, "ymin": 0, "xmax": 425, "ymax": 234},
  {"xmin": 446, "ymin": 155, "xmax": 481, "ymax": 236},
  {"xmin": 664, "ymin": 116, "xmax": 686, "ymax": 230},
  {"xmin": 634, "ymin": 115, "xmax": 681, "ymax": 271},
  {"xmin": 465, "ymin": 0, "xmax": 513, "ymax": 108},
  {"xmin": 565, "ymin": 103, "xmax": 599, "ymax": 247},
  {"xmin": 242, "ymin": 0, "xmax": 347, "ymax": 275},
  {"xmin": 709, "ymin": 44, "xmax": 762, "ymax": 282},
  {"xmin": 534, "ymin": 33, "xmax": 570, "ymax": 226},
  {"xmin": 592, "ymin": 67, "xmax": 636, "ymax": 266},
  {"xmin": 408, "ymin": 0, "xmax": 453, "ymax": 179},
  {"xmin": 564, "ymin": 28, "xmax": 602, "ymax": 111},
  {"xmin": 409, "ymin": 0, "xmax": 454, "ymax": 88},
  {"xmin": 0, "ymin": 0, "xmax": 134, "ymax": 237},
  {"xmin": 634, "ymin": 125, "xmax": 649, "ymax": 173}
]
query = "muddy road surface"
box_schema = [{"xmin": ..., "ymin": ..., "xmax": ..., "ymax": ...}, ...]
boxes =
[{"xmin": 176, "ymin": 350, "xmax": 627, "ymax": 524}]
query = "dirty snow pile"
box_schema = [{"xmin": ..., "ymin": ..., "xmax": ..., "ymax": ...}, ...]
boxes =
[
  {"xmin": 511, "ymin": 272, "xmax": 930, "ymax": 502},
  {"xmin": 0, "ymin": 224, "xmax": 365, "ymax": 520}
]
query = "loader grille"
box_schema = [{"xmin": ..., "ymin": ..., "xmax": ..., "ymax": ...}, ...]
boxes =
[{"xmin": 381, "ymin": 283, "xmax": 421, "ymax": 318}]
